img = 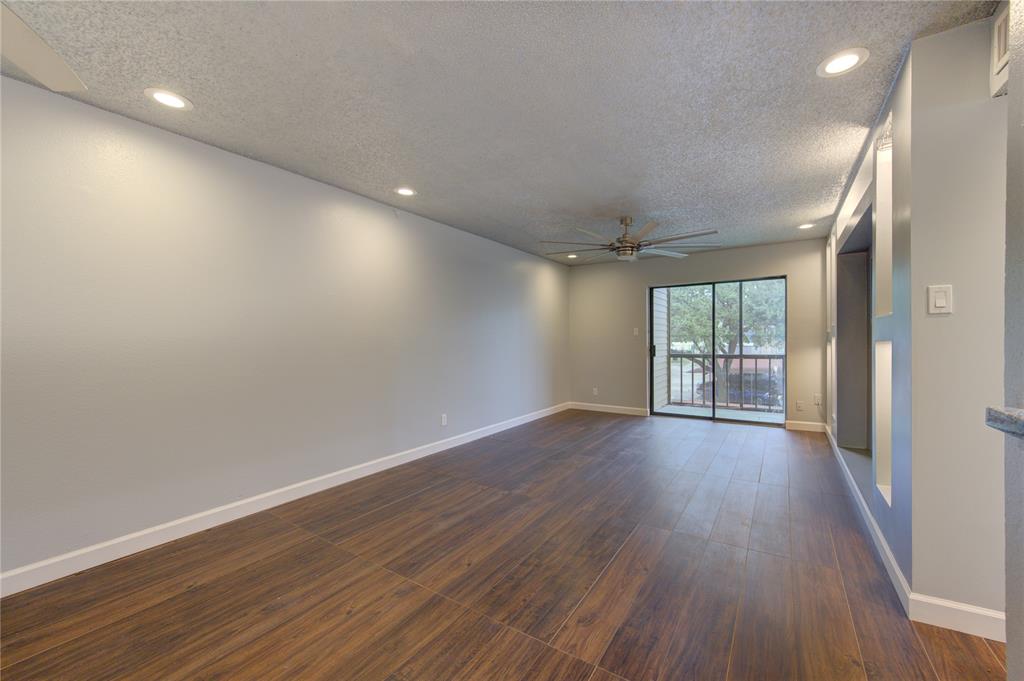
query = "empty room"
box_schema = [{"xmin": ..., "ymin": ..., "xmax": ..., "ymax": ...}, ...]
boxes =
[{"xmin": 1, "ymin": 1, "xmax": 1021, "ymax": 680}]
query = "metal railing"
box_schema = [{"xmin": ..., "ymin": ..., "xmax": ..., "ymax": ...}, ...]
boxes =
[{"xmin": 668, "ymin": 352, "xmax": 784, "ymax": 413}]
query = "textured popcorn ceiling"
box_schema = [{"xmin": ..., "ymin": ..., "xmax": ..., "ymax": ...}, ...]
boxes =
[{"xmin": 3, "ymin": 1, "xmax": 994, "ymax": 263}]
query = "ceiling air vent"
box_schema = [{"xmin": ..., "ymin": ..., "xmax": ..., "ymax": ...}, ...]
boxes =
[{"xmin": 990, "ymin": 3, "xmax": 1009, "ymax": 97}]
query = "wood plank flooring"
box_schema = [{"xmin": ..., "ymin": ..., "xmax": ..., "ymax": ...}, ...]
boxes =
[{"xmin": 0, "ymin": 410, "xmax": 1006, "ymax": 680}]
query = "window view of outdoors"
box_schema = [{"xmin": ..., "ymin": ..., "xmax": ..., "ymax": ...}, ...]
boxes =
[{"xmin": 655, "ymin": 278, "xmax": 785, "ymax": 424}]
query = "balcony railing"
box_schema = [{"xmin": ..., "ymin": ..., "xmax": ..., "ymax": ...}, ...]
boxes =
[{"xmin": 668, "ymin": 352, "xmax": 784, "ymax": 413}]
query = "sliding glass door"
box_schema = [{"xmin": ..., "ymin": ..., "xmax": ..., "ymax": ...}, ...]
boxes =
[{"xmin": 650, "ymin": 277, "xmax": 786, "ymax": 424}]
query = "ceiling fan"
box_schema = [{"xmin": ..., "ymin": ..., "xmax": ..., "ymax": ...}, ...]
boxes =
[
  {"xmin": 542, "ymin": 216, "xmax": 720, "ymax": 263},
  {"xmin": 1, "ymin": 3, "xmax": 86, "ymax": 92}
]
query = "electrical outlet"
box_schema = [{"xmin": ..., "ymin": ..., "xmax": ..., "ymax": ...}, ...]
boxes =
[
  {"xmin": 633, "ymin": 327, "xmax": 639, "ymax": 336},
  {"xmin": 796, "ymin": 400, "xmax": 805, "ymax": 412},
  {"xmin": 592, "ymin": 387, "xmax": 599, "ymax": 396},
  {"xmin": 441, "ymin": 413, "xmax": 447, "ymax": 427},
  {"xmin": 813, "ymin": 393, "xmax": 822, "ymax": 406}
]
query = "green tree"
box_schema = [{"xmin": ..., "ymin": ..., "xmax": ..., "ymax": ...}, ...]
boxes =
[
  {"xmin": 668, "ymin": 284, "xmax": 713, "ymax": 354},
  {"xmin": 669, "ymin": 279, "xmax": 784, "ymax": 406}
]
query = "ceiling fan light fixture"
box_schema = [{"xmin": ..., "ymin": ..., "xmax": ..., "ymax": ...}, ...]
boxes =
[
  {"xmin": 544, "ymin": 217, "xmax": 719, "ymax": 264},
  {"xmin": 144, "ymin": 88, "xmax": 193, "ymax": 110}
]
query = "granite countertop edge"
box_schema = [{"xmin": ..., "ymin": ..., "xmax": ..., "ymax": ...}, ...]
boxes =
[{"xmin": 986, "ymin": 407, "xmax": 1024, "ymax": 439}]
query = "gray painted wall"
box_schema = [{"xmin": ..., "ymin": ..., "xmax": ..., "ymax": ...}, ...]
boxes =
[
  {"xmin": 568, "ymin": 239, "xmax": 826, "ymax": 424},
  {"xmin": 882, "ymin": 52, "xmax": 917, "ymax": 582},
  {"xmin": 0, "ymin": 78, "xmax": 571, "ymax": 571},
  {"xmin": 909, "ymin": 19, "xmax": 1007, "ymax": 615},
  {"xmin": 826, "ymin": 16, "xmax": 1009, "ymax": 622},
  {"xmin": 828, "ymin": 60, "xmax": 915, "ymax": 581},
  {"xmin": 1003, "ymin": 1, "xmax": 1022, "ymax": 676}
]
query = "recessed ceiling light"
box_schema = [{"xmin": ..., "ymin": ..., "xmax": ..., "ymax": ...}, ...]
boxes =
[
  {"xmin": 394, "ymin": 187, "xmax": 417, "ymax": 196},
  {"xmin": 144, "ymin": 88, "xmax": 193, "ymax": 110},
  {"xmin": 798, "ymin": 223, "xmax": 815, "ymax": 230},
  {"xmin": 817, "ymin": 48, "xmax": 869, "ymax": 78},
  {"xmin": 567, "ymin": 254, "xmax": 578, "ymax": 259}
]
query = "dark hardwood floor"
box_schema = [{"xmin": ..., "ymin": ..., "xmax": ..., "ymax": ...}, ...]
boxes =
[{"xmin": 0, "ymin": 410, "xmax": 1007, "ymax": 680}]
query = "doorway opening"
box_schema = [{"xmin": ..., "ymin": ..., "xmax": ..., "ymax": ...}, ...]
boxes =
[
  {"xmin": 835, "ymin": 206, "xmax": 874, "ymax": 500},
  {"xmin": 649, "ymin": 277, "xmax": 786, "ymax": 424}
]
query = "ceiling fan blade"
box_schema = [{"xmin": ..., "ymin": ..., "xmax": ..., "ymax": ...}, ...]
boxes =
[
  {"xmin": 545, "ymin": 248, "xmax": 609, "ymax": 255},
  {"xmin": 633, "ymin": 220, "xmax": 658, "ymax": 241},
  {"xmin": 643, "ymin": 229, "xmax": 718, "ymax": 245},
  {"xmin": 574, "ymin": 227, "xmax": 609, "ymax": 241},
  {"xmin": 656, "ymin": 243, "xmax": 723, "ymax": 249},
  {"xmin": 579, "ymin": 250, "xmax": 615, "ymax": 263},
  {"xmin": 1, "ymin": 5, "xmax": 86, "ymax": 92},
  {"xmin": 644, "ymin": 248, "xmax": 688, "ymax": 259},
  {"xmin": 539, "ymin": 240, "xmax": 608, "ymax": 246}
]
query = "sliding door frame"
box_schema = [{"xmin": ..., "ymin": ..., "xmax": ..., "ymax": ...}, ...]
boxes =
[{"xmin": 648, "ymin": 275, "xmax": 787, "ymax": 425}]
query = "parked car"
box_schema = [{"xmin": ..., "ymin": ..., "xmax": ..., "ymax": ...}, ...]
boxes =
[{"xmin": 694, "ymin": 377, "xmax": 782, "ymax": 409}]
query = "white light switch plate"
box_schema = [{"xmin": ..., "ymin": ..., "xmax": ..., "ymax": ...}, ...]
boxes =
[{"xmin": 927, "ymin": 284, "xmax": 953, "ymax": 315}]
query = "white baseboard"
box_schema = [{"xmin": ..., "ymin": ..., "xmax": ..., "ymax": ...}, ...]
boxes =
[
  {"xmin": 825, "ymin": 431, "xmax": 1006, "ymax": 642},
  {"xmin": 785, "ymin": 419, "xmax": 827, "ymax": 432},
  {"xmin": 909, "ymin": 593, "xmax": 1006, "ymax": 642},
  {"xmin": 567, "ymin": 401, "xmax": 649, "ymax": 416},
  {"xmin": 0, "ymin": 401, "xmax": 573, "ymax": 597},
  {"xmin": 827, "ymin": 429, "xmax": 913, "ymax": 613}
]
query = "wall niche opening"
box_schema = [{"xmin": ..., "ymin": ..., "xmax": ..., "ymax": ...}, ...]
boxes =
[
  {"xmin": 835, "ymin": 208, "xmax": 874, "ymax": 499},
  {"xmin": 874, "ymin": 340, "xmax": 893, "ymax": 506}
]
